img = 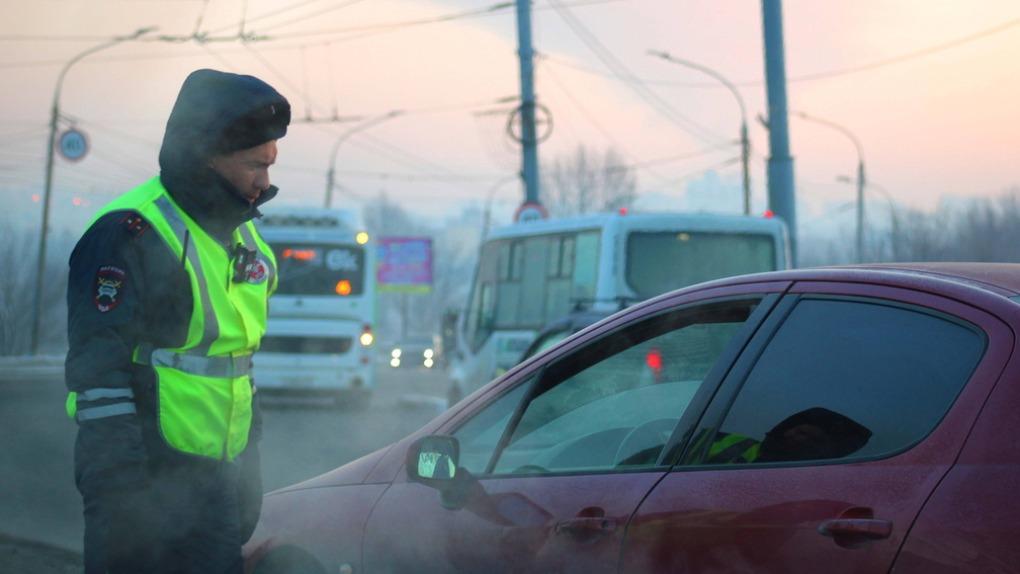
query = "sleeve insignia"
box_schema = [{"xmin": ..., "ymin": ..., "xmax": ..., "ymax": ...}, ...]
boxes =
[{"xmin": 94, "ymin": 266, "xmax": 126, "ymax": 313}]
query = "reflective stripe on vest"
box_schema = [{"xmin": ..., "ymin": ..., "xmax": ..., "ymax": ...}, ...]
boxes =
[
  {"xmin": 65, "ymin": 177, "xmax": 273, "ymax": 461},
  {"xmin": 707, "ymin": 433, "xmax": 761, "ymax": 464}
]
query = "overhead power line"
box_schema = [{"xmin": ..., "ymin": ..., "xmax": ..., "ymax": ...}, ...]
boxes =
[
  {"xmin": 205, "ymin": 0, "xmax": 334, "ymax": 35},
  {"xmin": 545, "ymin": 0, "xmax": 730, "ymax": 147},
  {"xmin": 253, "ymin": 0, "xmax": 619, "ymax": 41},
  {"xmin": 0, "ymin": 0, "xmax": 616, "ymax": 68},
  {"xmin": 256, "ymin": 0, "xmax": 370, "ymax": 33},
  {"xmin": 783, "ymin": 15, "xmax": 1020, "ymax": 83},
  {"xmin": 546, "ymin": 14, "xmax": 1020, "ymax": 88}
]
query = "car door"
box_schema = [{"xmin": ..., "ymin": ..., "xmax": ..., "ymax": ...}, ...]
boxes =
[
  {"xmin": 363, "ymin": 290, "xmax": 784, "ymax": 573},
  {"xmin": 621, "ymin": 282, "xmax": 1013, "ymax": 573}
]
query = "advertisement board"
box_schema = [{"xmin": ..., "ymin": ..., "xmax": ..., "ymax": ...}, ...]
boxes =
[{"xmin": 377, "ymin": 236, "xmax": 433, "ymax": 293}]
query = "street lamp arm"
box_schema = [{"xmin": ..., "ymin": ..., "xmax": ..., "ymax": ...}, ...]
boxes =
[
  {"xmin": 793, "ymin": 111, "xmax": 864, "ymax": 162},
  {"xmin": 52, "ymin": 27, "xmax": 158, "ymax": 112},
  {"xmin": 648, "ymin": 50, "xmax": 746, "ymax": 124},
  {"xmin": 324, "ymin": 110, "xmax": 404, "ymax": 208}
]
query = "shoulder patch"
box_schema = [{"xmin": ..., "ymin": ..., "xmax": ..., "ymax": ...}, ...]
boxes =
[
  {"xmin": 94, "ymin": 266, "xmax": 126, "ymax": 313},
  {"xmin": 120, "ymin": 214, "xmax": 150, "ymax": 238}
]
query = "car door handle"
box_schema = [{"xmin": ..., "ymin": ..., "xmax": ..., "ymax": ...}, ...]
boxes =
[
  {"xmin": 818, "ymin": 518, "xmax": 892, "ymax": 541},
  {"xmin": 555, "ymin": 517, "xmax": 618, "ymax": 536}
]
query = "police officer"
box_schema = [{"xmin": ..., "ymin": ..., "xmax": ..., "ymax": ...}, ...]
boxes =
[{"xmin": 64, "ymin": 69, "xmax": 290, "ymax": 574}]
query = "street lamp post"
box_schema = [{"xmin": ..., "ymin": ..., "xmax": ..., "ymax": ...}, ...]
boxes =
[
  {"xmin": 838, "ymin": 176, "xmax": 898, "ymax": 261},
  {"xmin": 649, "ymin": 50, "xmax": 751, "ymax": 215},
  {"xmin": 30, "ymin": 26, "xmax": 156, "ymax": 355},
  {"xmin": 324, "ymin": 110, "xmax": 403, "ymax": 208},
  {"xmin": 794, "ymin": 111, "xmax": 866, "ymax": 263}
]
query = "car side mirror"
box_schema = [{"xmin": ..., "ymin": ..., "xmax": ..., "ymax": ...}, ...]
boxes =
[{"xmin": 407, "ymin": 435, "xmax": 460, "ymax": 485}]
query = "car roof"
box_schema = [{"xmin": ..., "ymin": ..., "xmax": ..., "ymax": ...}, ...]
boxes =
[{"xmin": 720, "ymin": 262, "xmax": 1020, "ymax": 298}]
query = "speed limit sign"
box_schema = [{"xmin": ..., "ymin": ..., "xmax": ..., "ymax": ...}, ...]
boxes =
[{"xmin": 58, "ymin": 128, "xmax": 89, "ymax": 162}]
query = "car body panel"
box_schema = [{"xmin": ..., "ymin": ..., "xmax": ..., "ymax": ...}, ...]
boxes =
[
  {"xmin": 362, "ymin": 472, "xmax": 666, "ymax": 573},
  {"xmin": 243, "ymin": 483, "xmax": 387, "ymax": 574},
  {"xmin": 892, "ymin": 303, "xmax": 1020, "ymax": 573}
]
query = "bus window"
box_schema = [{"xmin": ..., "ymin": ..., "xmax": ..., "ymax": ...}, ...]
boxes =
[
  {"xmin": 626, "ymin": 232, "xmax": 775, "ymax": 299},
  {"xmin": 572, "ymin": 231, "xmax": 599, "ymax": 301},
  {"xmin": 272, "ymin": 243, "xmax": 365, "ymax": 296},
  {"xmin": 519, "ymin": 236, "xmax": 551, "ymax": 327}
]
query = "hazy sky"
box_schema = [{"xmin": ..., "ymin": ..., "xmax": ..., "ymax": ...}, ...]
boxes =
[{"xmin": 2, "ymin": 0, "xmax": 1018, "ymax": 235}]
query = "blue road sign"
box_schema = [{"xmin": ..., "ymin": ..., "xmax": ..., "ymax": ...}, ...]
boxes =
[{"xmin": 58, "ymin": 128, "xmax": 88, "ymax": 162}]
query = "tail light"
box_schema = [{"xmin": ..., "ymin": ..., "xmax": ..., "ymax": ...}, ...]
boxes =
[{"xmin": 359, "ymin": 324, "xmax": 374, "ymax": 347}]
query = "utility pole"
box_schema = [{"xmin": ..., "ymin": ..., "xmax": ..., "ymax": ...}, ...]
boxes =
[
  {"xmin": 30, "ymin": 26, "xmax": 156, "ymax": 355},
  {"xmin": 761, "ymin": 0, "xmax": 797, "ymax": 263},
  {"xmin": 649, "ymin": 51, "xmax": 751, "ymax": 215},
  {"xmin": 514, "ymin": 0, "xmax": 541, "ymax": 205}
]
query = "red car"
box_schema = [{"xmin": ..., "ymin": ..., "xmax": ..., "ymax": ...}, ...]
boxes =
[{"xmin": 245, "ymin": 264, "xmax": 1020, "ymax": 573}]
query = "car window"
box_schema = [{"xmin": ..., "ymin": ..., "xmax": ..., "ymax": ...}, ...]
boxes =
[
  {"xmin": 699, "ymin": 297, "xmax": 986, "ymax": 466},
  {"xmin": 471, "ymin": 299, "xmax": 762, "ymax": 476}
]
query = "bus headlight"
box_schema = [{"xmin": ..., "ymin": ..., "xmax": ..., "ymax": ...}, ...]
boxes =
[
  {"xmin": 390, "ymin": 358, "xmax": 401, "ymax": 368},
  {"xmin": 424, "ymin": 358, "xmax": 434, "ymax": 369},
  {"xmin": 360, "ymin": 324, "xmax": 374, "ymax": 347},
  {"xmin": 391, "ymin": 348, "xmax": 402, "ymax": 358},
  {"xmin": 423, "ymin": 348, "xmax": 434, "ymax": 359}
]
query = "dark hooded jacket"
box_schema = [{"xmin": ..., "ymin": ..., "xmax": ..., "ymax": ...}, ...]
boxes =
[{"xmin": 65, "ymin": 70, "xmax": 289, "ymax": 539}]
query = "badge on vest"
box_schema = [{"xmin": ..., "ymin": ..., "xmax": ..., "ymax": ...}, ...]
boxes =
[
  {"xmin": 231, "ymin": 245, "xmax": 268, "ymax": 285},
  {"xmin": 94, "ymin": 266, "xmax": 126, "ymax": 312},
  {"xmin": 245, "ymin": 257, "xmax": 269, "ymax": 285}
]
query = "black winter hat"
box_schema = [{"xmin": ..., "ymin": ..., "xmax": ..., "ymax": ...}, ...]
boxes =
[{"xmin": 159, "ymin": 69, "xmax": 290, "ymax": 170}]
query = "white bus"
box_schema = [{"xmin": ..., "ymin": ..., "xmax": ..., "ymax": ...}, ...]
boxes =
[
  {"xmin": 448, "ymin": 210, "xmax": 789, "ymax": 402},
  {"xmin": 253, "ymin": 208, "xmax": 376, "ymax": 407}
]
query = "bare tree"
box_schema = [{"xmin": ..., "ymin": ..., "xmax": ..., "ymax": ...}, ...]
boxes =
[
  {"xmin": 544, "ymin": 146, "xmax": 637, "ymax": 216},
  {"xmin": 0, "ymin": 218, "xmax": 72, "ymax": 355},
  {"xmin": 801, "ymin": 186, "xmax": 1020, "ymax": 267}
]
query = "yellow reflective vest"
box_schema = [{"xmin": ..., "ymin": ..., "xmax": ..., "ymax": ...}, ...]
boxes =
[{"xmin": 67, "ymin": 177, "xmax": 277, "ymax": 460}]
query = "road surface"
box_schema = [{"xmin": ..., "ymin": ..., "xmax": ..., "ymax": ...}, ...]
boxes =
[{"xmin": 0, "ymin": 362, "xmax": 450, "ymax": 560}]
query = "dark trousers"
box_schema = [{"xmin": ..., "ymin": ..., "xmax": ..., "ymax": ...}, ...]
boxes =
[{"xmin": 83, "ymin": 455, "xmax": 257, "ymax": 574}]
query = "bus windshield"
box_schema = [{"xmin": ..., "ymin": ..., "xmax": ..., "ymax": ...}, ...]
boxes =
[
  {"xmin": 271, "ymin": 243, "xmax": 366, "ymax": 296},
  {"xmin": 626, "ymin": 231, "xmax": 776, "ymax": 299}
]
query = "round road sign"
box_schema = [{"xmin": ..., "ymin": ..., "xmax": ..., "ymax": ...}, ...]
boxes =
[
  {"xmin": 58, "ymin": 128, "xmax": 89, "ymax": 162},
  {"xmin": 514, "ymin": 201, "xmax": 548, "ymax": 223}
]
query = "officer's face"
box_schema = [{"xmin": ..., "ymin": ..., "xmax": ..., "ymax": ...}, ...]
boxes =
[{"xmin": 208, "ymin": 140, "xmax": 278, "ymax": 204}]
